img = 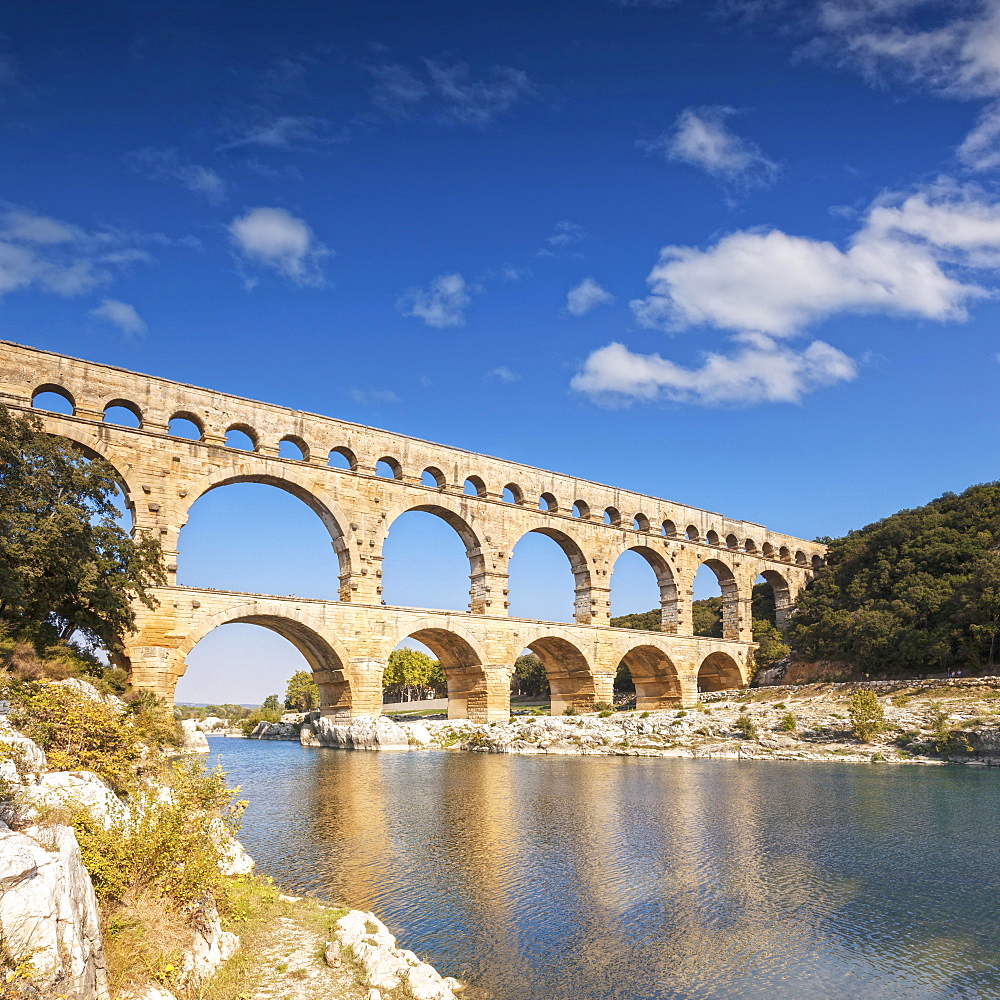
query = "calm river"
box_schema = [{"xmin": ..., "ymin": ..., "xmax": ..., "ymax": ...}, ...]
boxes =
[{"xmin": 208, "ymin": 738, "xmax": 1000, "ymax": 1000}]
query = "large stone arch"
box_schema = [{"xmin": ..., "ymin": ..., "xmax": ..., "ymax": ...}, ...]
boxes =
[
  {"xmin": 175, "ymin": 601, "xmax": 355, "ymax": 715},
  {"xmin": 379, "ymin": 495, "xmax": 491, "ymax": 612},
  {"xmin": 522, "ymin": 631, "xmax": 599, "ymax": 714},
  {"xmin": 618, "ymin": 644, "xmax": 682, "ymax": 710},
  {"xmin": 510, "ymin": 525, "xmax": 594, "ymax": 624},
  {"xmin": 612, "ymin": 543, "xmax": 679, "ymax": 633},
  {"xmin": 392, "ymin": 618, "xmax": 493, "ymax": 721},
  {"xmin": 177, "ymin": 465, "xmax": 354, "ymax": 597},
  {"xmin": 697, "ymin": 650, "xmax": 744, "ymax": 693},
  {"xmin": 698, "ymin": 557, "xmax": 744, "ymax": 642}
]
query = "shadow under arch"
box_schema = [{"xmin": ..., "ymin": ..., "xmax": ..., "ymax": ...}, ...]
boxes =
[
  {"xmin": 697, "ymin": 650, "xmax": 743, "ymax": 693},
  {"xmin": 758, "ymin": 568, "xmax": 794, "ymax": 630},
  {"xmin": 619, "ymin": 644, "xmax": 681, "ymax": 710},
  {"xmin": 615, "ymin": 544, "xmax": 679, "ymax": 633},
  {"xmin": 525, "ymin": 633, "xmax": 596, "ymax": 714},
  {"xmin": 699, "ymin": 557, "xmax": 741, "ymax": 641},
  {"xmin": 180, "ymin": 466, "xmax": 353, "ymax": 599},
  {"xmin": 176, "ymin": 603, "xmax": 354, "ymax": 715},
  {"xmin": 396, "ymin": 620, "xmax": 490, "ymax": 721},
  {"xmin": 381, "ymin": 496, "xmax": 490, "ymax": 612},
  {"xmin": 512, "ymin": 525, "xmax": 593, "ymax": 624}
]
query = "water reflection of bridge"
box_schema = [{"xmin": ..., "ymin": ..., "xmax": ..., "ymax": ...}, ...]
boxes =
[{"xmin": 1, "ymin": 341, "xmax": 824, "ymax": 719}]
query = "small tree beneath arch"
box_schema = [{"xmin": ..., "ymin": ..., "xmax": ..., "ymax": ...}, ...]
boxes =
[
  {"xmin": 285, "ymin": 669, "xmax": 320, "ymax": 711},
  {"xmin": 0, "ymin": 404, "xmax": 165, "ymax": 653}
]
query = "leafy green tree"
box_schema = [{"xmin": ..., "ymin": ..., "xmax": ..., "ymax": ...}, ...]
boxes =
[
  {"xmin": 608, "ymin": 609, "xmax": 661, "ymax": 631},
  {"xmin": 261, "ymin": 694, "xmax": 281, "ymax": 713},
  {"xmin": 0, "ymin": 404, "xmax": 164, "ymax": 652},
  {"xmin": 752, "ymin": 619, "xmax": 791, "ymax": 670},
  {"xmin": 512, "ymin": 653, "xmax": 549, "ymax": 697},
  {"xmin": 849, "ymin": 689, "xmax": 885, "ymax": 742},
  {"xmin": 790, "ymin": 483, "xmax": 1000, "ymax": 675},
  {"xmin": 614, "ymin": 660, "xmax": 635, "ymax": 693},
  {"xmin": 383, "ymin": 648, "xmax": 445, "ymax": 702},
  {"xmin": 285, "ymin": 669, "xmax": 319, "ymax": 711}
]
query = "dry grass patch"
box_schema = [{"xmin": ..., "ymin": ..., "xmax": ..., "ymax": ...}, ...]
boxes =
[{"xmin": 102, "ymin": 889, "xmax": 190, "ymax": 995}]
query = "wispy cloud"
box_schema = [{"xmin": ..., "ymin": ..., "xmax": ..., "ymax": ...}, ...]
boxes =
[
  {"xmin": 221, "ymin": 114, "xmax": 339, "ymax": 151},
  {"xmin": 89, "ymin": 298, "xmax": 147, "ymax": 337},
  {"xmin": 397, "ymin": 273, "xmax": 475, "ymax": 328},
  {"xmin": 347, "ymin": 387, "xmax": 400, "ymax": 404},
  {"xmin": 228, "ymin": 207, "xmax": 329, "ymax": 288},
  {"xmin": 0, "ymin": 205, "xmax": 152, "ymax": 300},
  {"xmin": 487, "ymin": 365, "xmax": 521, "ymax": 382},
  {"xmin": 125, "ymin": 147, "xmax": 227, "ymax": 203},
  {"xmin": 370, "ymin": 58, "xmax": 535, "ymax": 126},
  {"xmin": 639, "ymin": 105, "xmax": 779, "ymax": 191},
  {"xmin": 566, "ymin": 277, "xmax": 614, "ymax": 316},
  {"xmin": 538, "ymin": 220, "xmax": 588, "ymax": 257}
]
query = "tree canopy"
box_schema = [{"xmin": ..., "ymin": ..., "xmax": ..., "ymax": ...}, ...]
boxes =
[
  {"xmin": 789, "ymin": 483, "xmax": 1000, "ymax": 675},
  {"xmin": 383, "ymin": 647, "xmax": 446, "ymax": 702},
  {"xmin": 0, "ymin": 404, "xmax": 165, "ymax": 652},
  {"xmin": 285, "ymin": 669, "xmax": 319, "ymax": 711}
]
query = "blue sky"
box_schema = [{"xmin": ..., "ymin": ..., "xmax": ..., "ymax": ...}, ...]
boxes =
[{"xmin": 6, "ymin": 0, "xmax": 1000, "ymax": 702}]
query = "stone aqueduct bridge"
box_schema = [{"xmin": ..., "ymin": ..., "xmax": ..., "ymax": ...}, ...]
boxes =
[{"xmin": 1, "ymin": 341, "xmax": 826, "ymax": 721}]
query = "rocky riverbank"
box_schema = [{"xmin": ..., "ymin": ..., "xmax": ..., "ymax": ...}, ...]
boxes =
[
  {"xmin": 250, "ymin": 677, "xmax": 1000, "ymax": 765},
  {"xmin": 0, "ymin": 680, "xmax": 464, "ymax": 1000}
]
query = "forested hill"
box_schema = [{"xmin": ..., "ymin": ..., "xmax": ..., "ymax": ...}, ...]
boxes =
[{"xmin": 789, "ymin": 482, "xmax": 1000, "ymax": 675}]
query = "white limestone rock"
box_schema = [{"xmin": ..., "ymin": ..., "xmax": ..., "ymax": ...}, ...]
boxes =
[
  {"xmin": 249, "ymin": 720, "xmax": 300, "ymax": 741},
  {"xmin": 0, "ymin": 719, "xmax": 47, "ymax": 783},
  {"xmin": 120, "ymin": 988, "xmax": 178, "ymax": 1000},
  {"xmin": 334, "ymin": 910, "xmax": 457, "ymax": 1000},
  {"xmin": 179, "ymin": 894, "xmax": 240, "ymax": 987},
  {"xmin": 21, "ymin": 771, "xmax": 129, "ymax": 828},
  {"xmin": 195, "ymin": 715, "xmax": 227, "ymax": 732},
  {"xmin": 54, "ymin": 677, "xmax": 125, "ymax": 712},
  {"xmin": 302, "ymin": 715, "xmax": 410, "ymax": 750},
  {"xmin": 179, "ymin": 719, "xmax": 211, "ymax": 754},
  {"xmin": 209, "ymin": 818, "xmax": 255, "ymax": 876},
  {"xmin": 405, "ymin": 723, "xmax": 433, "ymax": 746},
  {"xmin": 0, "ymin": 821, "xmax": 109, "ymax": 999}
]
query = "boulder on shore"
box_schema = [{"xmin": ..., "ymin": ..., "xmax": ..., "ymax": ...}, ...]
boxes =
[
  {"xmin": 0, "ymin": 820, "xmax": 109, "ymax": 999},
  {"xmin": 300, "ymin": 715, "xmax": 410, "ymax": 750},
  {"xmin": 179, "ymin": 719, "xmax": 211, "ymax": 754}
]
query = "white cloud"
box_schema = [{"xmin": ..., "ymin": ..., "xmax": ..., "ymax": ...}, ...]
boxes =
[
  {"xmin": 546, "ymin": 220, "xmax": 587, "ymax": 248},
  {"xmin": 0, "ymin": 205, "xmax": 152, "ymax": 300},
  {"xmin": 371, "ymin": 59, "xmax": 534, "ymax": 125},
  {"xmin": 487, "ymin": 365, "xmax": 521, "ymax": 382},
  {"xmin": 571, "ymin": 339, "xmax": 857, "ymax": 406},
  {"xmin": 221, "ymin": 114, "xmax": 334, "ymax": 150},
  {"xmin": 228, "ymin": 207, "xmax": 329, "ymax": 287},
  {"xmin": 89, "ymin": 298, "xmax": 147, "ymax": 337},
  {"xmin": 958, "ymin": 103, "xmax": 1000, "ymax": 170},
  {"xmin": 398, "ymin": 273, "xmax": 474, "ymax": 328},
  {"xmin": 566, "ymin": 277, "xmax": 614, "ymax": 316},
  {"xmin": 125, "ymin": 147, "xmax": 226, "ymax": 202},
  {"xmin": 641, "ymin": 106, "xmax": 779, "ymax": 187},
  {"xmin": 815, "ymin": 0, "xmax": 1000, "ymax": 98},
  {"xmin": 630, "ymin": 182, "xmax": 997, "ymax": 337}
]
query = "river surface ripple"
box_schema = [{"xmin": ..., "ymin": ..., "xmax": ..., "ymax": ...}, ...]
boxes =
[{"xmin": 207, "ymin": 738, "xmax": 1000, "ymax": 1000}]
